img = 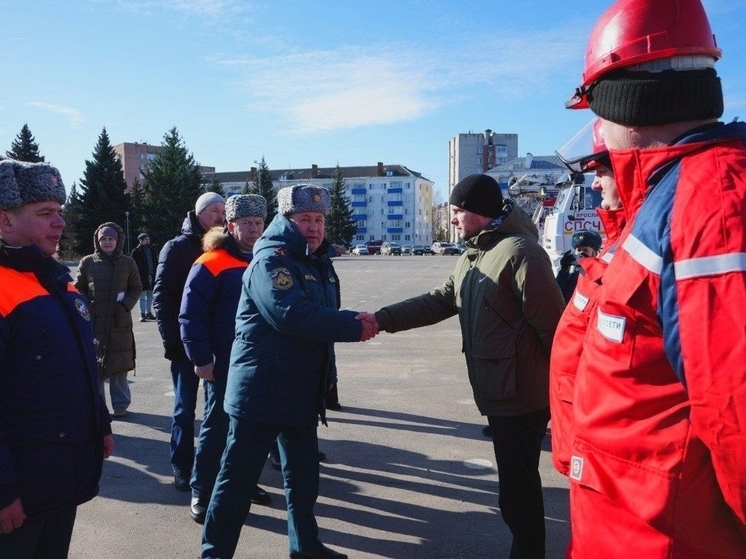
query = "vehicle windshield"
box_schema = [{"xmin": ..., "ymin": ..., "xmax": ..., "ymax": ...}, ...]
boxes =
[{"xmin": 580, "ymin": 188, "xmax": 603, "ymax": 210}]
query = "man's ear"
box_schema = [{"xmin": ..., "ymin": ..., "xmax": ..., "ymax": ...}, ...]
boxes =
[{"xmin": 0, "ymin": 210, "xmax": 14, "ymax": 233}]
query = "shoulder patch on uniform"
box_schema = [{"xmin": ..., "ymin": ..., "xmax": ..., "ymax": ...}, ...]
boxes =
[
  {"xmin": 75, "ymin": 298, "xmax": 91, "ymax": 321},
  {"xmin": 271, "ymin": 267, "xmax": 294, "ymax": 290},
  {"xmin": 274, "ymin": 247, "xmax": 290, "ymax": 257},
  {"xmin": 570, "ymin": 455, "xmax": 583, "ymax": 481},
  {"xmin": 572, "ymin": 290, "xmax": 589, "ymax": 311},
  {"xmin": 304, "ymin": 274, "xmax": 317, "ymax": 282}
]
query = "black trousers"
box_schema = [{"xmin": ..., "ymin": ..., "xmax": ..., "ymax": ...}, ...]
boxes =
[
  {"xmin": 488, "ymin": 407, "xmax": 550, "ymax": 559},
  {"xmin": 0, "ymin": 506, "xmax": 77, "ymax": 559}
]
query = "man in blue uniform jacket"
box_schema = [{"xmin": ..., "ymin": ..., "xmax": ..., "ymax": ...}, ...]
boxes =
[
  {"xmin": 0, "ymin": 159, "xmax": 114, "ymax": 558},
  {"xmin": 201, "ymin": 184, "xmax": 378, "ymax": 559}
]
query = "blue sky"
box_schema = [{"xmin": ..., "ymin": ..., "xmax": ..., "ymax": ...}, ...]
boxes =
[{"xmin": 3, "ymin": 0, "xmax": 746, "ymax": 200}]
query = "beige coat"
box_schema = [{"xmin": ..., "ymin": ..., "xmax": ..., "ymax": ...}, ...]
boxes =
[{"xmin": 74, "ymin": 222, "xmax": 142, "ymax": 379}]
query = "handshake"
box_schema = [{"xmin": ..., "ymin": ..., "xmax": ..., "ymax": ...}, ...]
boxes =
[{"xmin": 355, "ymin": 312, "xmax": 380, "ymax": 342}]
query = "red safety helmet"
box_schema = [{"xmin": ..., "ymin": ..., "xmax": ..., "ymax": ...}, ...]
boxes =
[
  {"xmin": 567, "ymin": 0, "xmax": 722, "ymax": 109},
  {"xmin": 556, "ymin": 118, "xmax": 609, "ymax": 173}
]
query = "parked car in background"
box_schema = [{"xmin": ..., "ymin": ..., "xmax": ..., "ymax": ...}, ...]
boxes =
[
  {"xmin": 332, "ymin": 244, "xmax": 347, "ymax": 256},
  {"xmin": 412, "ymin": 244, "xmax": 434, "ymax": 255},
  {"xmin": 351, "ymin": 244, "xmax": 369, "ymax": 255},
  {"xmin": 455, "ymin": 243, "xmax": 467, "ymax": 254},
  {"xmin": 431, "ymin": 242, "xmax": 461, "ymax": 255},
  {"xmin": 380, "ymin": 242, "xmax": 402, "ymax": 256},
  {"xmin": 401, "ymin": 245, "xmax": 413, "ymax": 255},
  {"xmin": 365, "ymin": 240, "xmax": 383, "ymax": 255}
]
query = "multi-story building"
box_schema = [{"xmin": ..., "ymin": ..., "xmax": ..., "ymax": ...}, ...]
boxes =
[
  {"xmin": 112, "ymin": 142, "xmax": 215, "ymax": 190},
  {"xmin": 447, "ymin": 130, "xmax": 518, "ymax": 241},
  {"xmin": 206, "ymin": 162, "xmax": 434, "ymax": 246}
]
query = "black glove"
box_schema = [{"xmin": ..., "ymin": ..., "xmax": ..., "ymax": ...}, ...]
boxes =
[
  {"xmin": 560, "ymin": 250, "xmax": 576, "ymax": 270},
  {"xmin": 164, "ymin": 344, "xmax": 189, "ymax": 362}
]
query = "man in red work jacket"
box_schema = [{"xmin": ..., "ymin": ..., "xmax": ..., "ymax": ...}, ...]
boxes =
[
  {"xmin": 551, "ymin": 121, "xmax": 625, "ymax": 479},
  {"xmin": 563, "ymin": 0, "xmax": 746, "ymax": 556}
]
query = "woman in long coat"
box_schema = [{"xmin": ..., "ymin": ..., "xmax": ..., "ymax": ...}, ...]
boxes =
[{"xmin": 75, "ymin": 222, "xmax": 142, "ymax": 417}]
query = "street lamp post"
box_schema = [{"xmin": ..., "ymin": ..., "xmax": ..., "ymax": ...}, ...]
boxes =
[{"xmin": 125, "ymin": 211, "xmax": 131, "ymax": 254}]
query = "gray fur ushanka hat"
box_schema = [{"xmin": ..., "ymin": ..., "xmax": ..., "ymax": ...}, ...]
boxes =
[
  {"xmin": 0, "ymin": 159, "xmax": 66, "ymax": 211},
  {"xmin": 277, "ymin": 184, "xmax": 331, "ymax": 216},
  {"xmin": 225, "ymin": 194, "xmax": 268, "ymax": 221}
]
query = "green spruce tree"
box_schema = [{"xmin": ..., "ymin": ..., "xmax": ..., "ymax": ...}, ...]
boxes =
[
  {"xmin": 205, "ymin": 175, "xmax": 226, "ymax": 197},
  {"xmin": 140, "ymin": 127, "xmax": 204, "ymax": 246},
  {"xmin": 249, "ymin": 157, "xmax": 277, "ymax": 225},
  {"xmin": 67, "ymin": 127, "xmax": 129, "ymax": 255},
  {"xmin": 60, "ymin": 182, "xmax": 83, "ymax": 259},
  {"xmin": 6, "ymin": 124, "xmax": 45, "ymax": 162},
  {"xmin": 128, "ymin": 178, "xmax": 148, "ymax": 250},
  {"xmin": 326, "ymin": 165, "xmax": 357, "ymax": 247}
]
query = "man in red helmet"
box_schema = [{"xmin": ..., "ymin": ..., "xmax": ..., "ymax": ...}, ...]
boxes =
[
  {"xmin": 563, "ymin": 0, "xmax": 746, "ymax": 557},
  {"xmin": 550, "ymin": 122, "xmax": 626, "ymax": 477}
]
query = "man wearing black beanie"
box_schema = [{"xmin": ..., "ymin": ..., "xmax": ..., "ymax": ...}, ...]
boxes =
[
  {"xmin": 561, "ymin": 1, "xmax": 746, "ymax": 557},
  {"xmin": 358, "ymin": 173, "xmax": 565, "ymax": 557}
]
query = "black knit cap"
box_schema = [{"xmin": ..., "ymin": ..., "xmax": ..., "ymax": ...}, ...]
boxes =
[
  {"xmin": 449, "ymin": 174, "xmax": 503, "ymax": 218},
  {"xmin": 588, "ymin": 68, "xmax": 723, "ymax": 126}
]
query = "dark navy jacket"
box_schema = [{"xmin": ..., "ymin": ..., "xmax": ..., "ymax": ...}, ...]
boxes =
[
  {"xmin": 153, "ymin": 211, "xmax": 206, "ymax": 362},
  {"xmin": 224, "ymin": 215, "xmax": 362, "ymax": 427},
  {"xmin": 0, "ymin": 243, "xmax": 111, "ymax": 522},
  {"xmin": 179, "ymin": 232, "xmax": 249, "ymax": 378}
]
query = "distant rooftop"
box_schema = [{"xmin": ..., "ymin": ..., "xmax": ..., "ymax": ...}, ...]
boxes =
[
  {"xmin": 492, "ymin": 155, "xmax": 565, "ymax": 172},
  {"xmin": 204, "ymin": 162, "xmax": 432, "ymax": 184}
]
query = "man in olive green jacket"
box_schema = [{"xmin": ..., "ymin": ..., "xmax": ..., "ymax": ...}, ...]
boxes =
[{"xmin": 363, "ymin": 174, "xmax": 564, "ymax": 559}]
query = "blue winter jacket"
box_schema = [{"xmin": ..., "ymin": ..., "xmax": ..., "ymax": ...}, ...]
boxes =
[
  {"xmin": 224, "ymin": 214, "xmax": 362, "ymax": 427},
  {"xmin": 153, "ymin": 211, "xmax": 207, "ymax": 362},
  {"xmin": 0, "ymin": 243, "xmax": 111, "ymax": 523},
  {"xmin": 179, "ymin": 231, "xmax": 250, "ymax": 377}
]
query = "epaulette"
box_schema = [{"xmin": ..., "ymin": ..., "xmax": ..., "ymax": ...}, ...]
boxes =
[{"xmin": 274, "ymin": 247, "xmax": 291, "ymax": 257}]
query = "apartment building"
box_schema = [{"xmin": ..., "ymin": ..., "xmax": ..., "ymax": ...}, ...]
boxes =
[
  {"xmin": 112, "ymin": 142, "xmax": 215, "ymax": 190},
  {"xmin": 447, "ymin": 130, "xmax": 518, "ymax": 241},
  {"xmin": 206, "ymin": 162, "xmax": 434, "ymax": 246}
]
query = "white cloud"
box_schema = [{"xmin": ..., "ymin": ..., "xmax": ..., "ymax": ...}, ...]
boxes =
[
  {"xmin": 221, "ymin": 26, "xmax": 585, "ymax": 134},
  {"xmin": 26, "ymin": 102, "xmax": 84, "ymax": 128}
]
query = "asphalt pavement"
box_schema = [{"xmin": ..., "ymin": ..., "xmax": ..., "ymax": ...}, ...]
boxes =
[{"xmin": 67, "ymin": 254, "xmax": 570, "ymax": 559}]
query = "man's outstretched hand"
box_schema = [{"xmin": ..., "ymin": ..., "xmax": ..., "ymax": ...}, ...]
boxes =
[{"xmin": 355, "ymin": 312, "xmax": 379, "ymax": 341}]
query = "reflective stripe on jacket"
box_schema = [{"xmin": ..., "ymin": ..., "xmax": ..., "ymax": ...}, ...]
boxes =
[{"xmin": 569, "ymin": 121, "xmax": 746, "ymax": 558}]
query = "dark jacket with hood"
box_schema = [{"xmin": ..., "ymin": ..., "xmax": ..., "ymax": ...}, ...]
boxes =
[
  {"xmin": 153, "ymin": 211, "xmax": 206, "ymax": 362},
  {"xmin": 74, "ymin": 222, "xmax": 142, "ymax": 379},
  {"xmin": 131, "ymin": 239, "xmax": 157, "ymax": 291},
  {"xmin": 376, "ymin": 201, "xmax": 565, "ymax": 416},
  {"xmin": 223, "ymin": 214, "xmax": 361, "ymax": 427},
  {"xmin": 0, "ymin": 241, "xmax": 112, "ymax": 523}
]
